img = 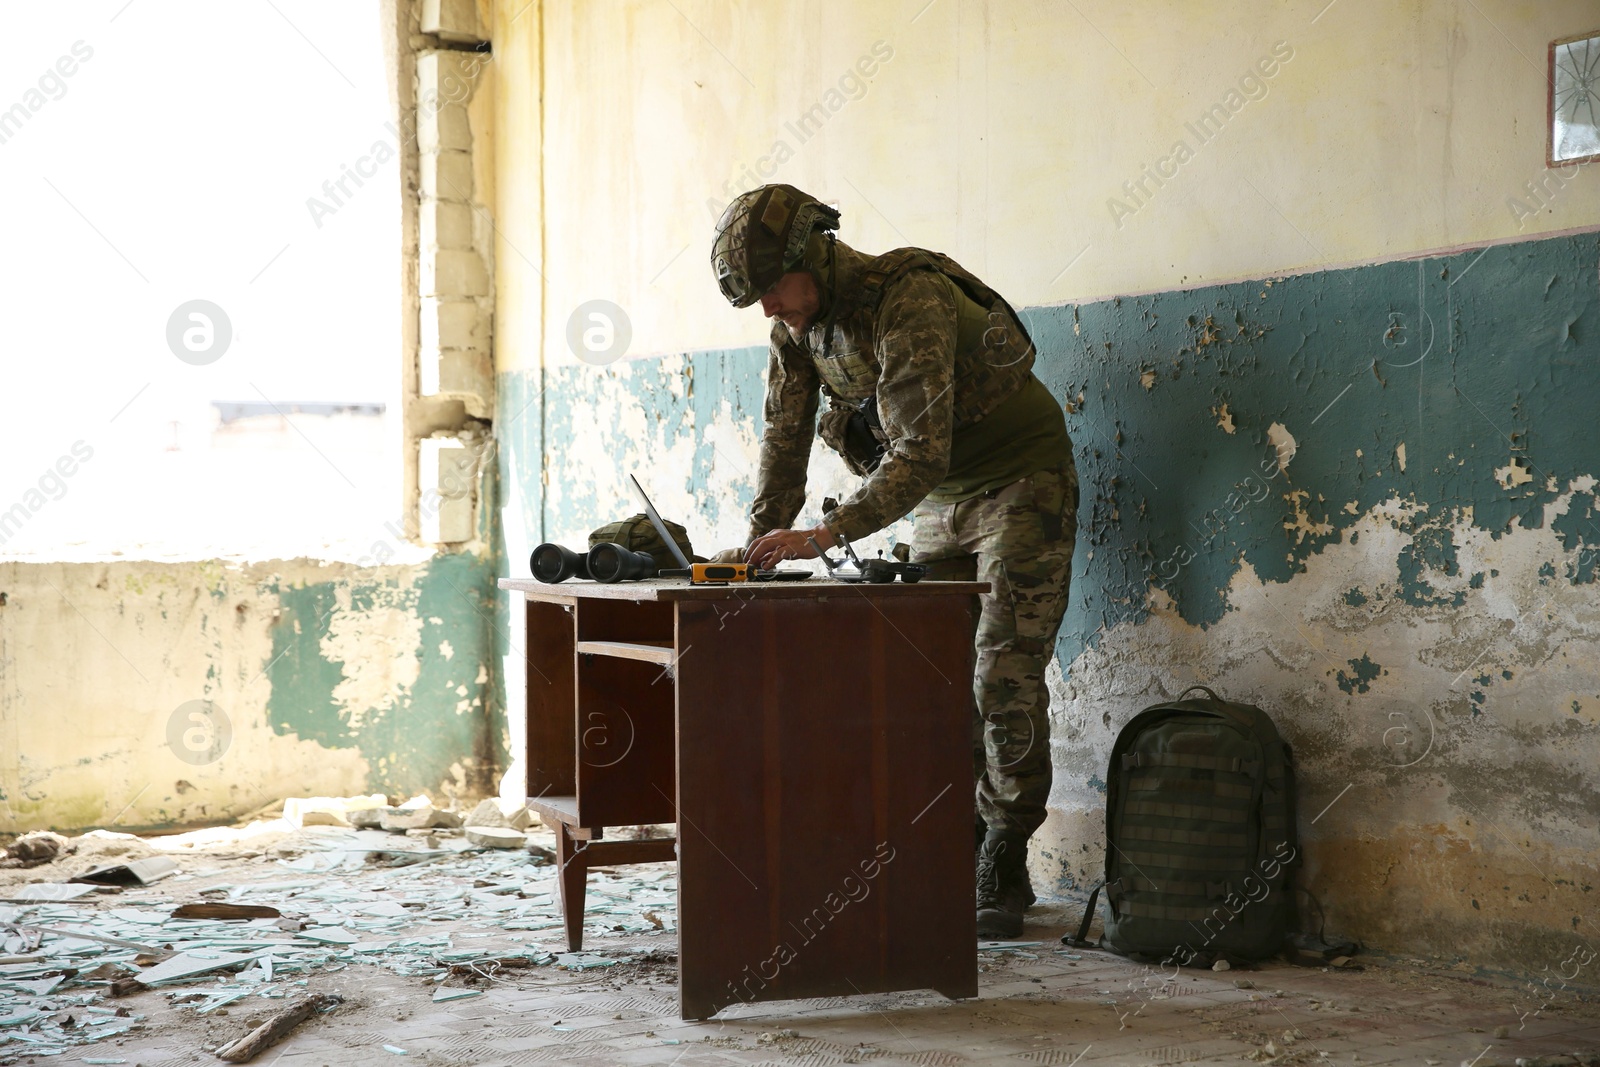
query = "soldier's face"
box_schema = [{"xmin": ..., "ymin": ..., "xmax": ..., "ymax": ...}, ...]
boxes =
[{"xmin": 759, "ymin": 271, "xmax": 820, "ymax": 338}]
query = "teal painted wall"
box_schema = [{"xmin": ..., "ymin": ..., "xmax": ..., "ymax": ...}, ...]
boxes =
[
  {"xmin": 507, "ymin": 232, "xmax": 1597, "ymax": 641},
  {"xmin": 496, "ymin": 229, "xmax": 1600, "ymax": 971},
  {"xmin": 265, "ymin": 552, "xmax": 505, "ymax": 800},
  {"xmin": 0, "ymin": 554, "xmax": 505, "ymax": 835}
]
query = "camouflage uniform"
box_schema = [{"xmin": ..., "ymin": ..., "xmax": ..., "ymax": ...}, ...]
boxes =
[
  {"xmin": 748, "ymin": 238, "xmax": 1078, "ymax": 838},
  {"xmin": 910, "ymin": 467, "xmax": 1078, "ymax": 836}
]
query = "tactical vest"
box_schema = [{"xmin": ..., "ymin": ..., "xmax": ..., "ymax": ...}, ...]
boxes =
[{"xmin": 791, "ymin": 247, "xmax": 1036, "ymax": 428}]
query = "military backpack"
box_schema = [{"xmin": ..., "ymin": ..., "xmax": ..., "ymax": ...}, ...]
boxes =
[
  {"xmin": 588, "ymin": 513, "xmax": 704, "ymax": 571},
  {"xmin": 1067, "ymin": 685, "xmax": 1300, "ymax": 963}
]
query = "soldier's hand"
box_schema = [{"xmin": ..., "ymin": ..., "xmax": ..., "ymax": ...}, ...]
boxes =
[
  {"xmin": 707, "ymin": 547, "xmax": 746, "ymax": 565},
  {"xmin": 747, "ymin": 525, "xmax": 833, "ymax": 568}
]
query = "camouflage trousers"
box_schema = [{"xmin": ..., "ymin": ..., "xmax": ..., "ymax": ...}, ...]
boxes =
[{"xmin": 910, "ymin": 466, "xmax": 1079, "ymax": 838}]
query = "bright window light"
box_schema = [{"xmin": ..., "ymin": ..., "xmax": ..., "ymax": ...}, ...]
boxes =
[{"xmin": 0, "ymin": 1, "xmax": 401, "ymax": 562}]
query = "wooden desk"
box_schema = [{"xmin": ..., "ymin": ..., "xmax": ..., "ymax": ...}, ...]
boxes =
[{"xmin": 499, "ymin": 576, "xmax": 986, "ymax": 1020}]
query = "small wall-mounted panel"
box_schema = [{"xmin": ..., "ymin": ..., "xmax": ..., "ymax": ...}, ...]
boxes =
[{"xmin": 1550, "ymin": 31, "xmax": 1600, "ymax": 165}]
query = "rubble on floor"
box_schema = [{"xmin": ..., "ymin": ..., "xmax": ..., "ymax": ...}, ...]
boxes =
[
  {"xmin": 0, "ymin": 833, "xmax": 72, "ymax": 870},
  {"xmin": 0, "ymin": 796, "xmax": 674, "ymax": 1064},
  {"xmin": 2, "ymin": 800, "xmax": 1599, "ymax": 1066}
]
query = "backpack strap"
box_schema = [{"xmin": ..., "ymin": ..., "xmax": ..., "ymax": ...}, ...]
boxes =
[
  {"xmin": 1062, "ymin": 882, "xmax": 1104, "ymax": 948},
  {"xmin": 856, "ymin": 247, "xmax": 1038, "ymax": 357},
  {"xmin": 856, "ymin": 247, "xmax": 933, "ymax": 298}
]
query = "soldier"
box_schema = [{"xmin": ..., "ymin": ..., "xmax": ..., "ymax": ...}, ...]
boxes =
[{"xmin": 709, "ymin": 184, "xmax": 1080, "ymax": 938}]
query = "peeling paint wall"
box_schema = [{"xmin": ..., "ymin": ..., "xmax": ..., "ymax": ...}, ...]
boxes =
[
  {"xmin": 0, "ymin": 556, "xmax": 504, "ymax": 834},
  {"xmin": 497, "ymin": 233, "xmax": 1600, "ymax": 974},
  {"xmin": 487, "ymin": 0, "xmax": 1600, "ymax": 973},
  {"xmin": 1031, "ymin": 233, "xmax": 1600, "ymax": 974}
]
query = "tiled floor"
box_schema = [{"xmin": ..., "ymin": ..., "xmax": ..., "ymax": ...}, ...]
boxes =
[
  {"xmin": 3, "ymin": 827, "xmax": 1597, "ymax": 1067},
  {"xmin": 38, "ymin": 916, "xmax": 1600, "ymax": 1067}
]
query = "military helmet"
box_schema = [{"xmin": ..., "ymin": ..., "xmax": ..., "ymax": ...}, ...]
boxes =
[{"xmin": 710, "ymin": 184, "xmax": 841, "ymax": 307}]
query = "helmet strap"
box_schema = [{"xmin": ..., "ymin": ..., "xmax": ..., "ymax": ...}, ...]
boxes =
[{"xmin": 819, "ymin": 232, "xmax": 839, "ymax": 361}]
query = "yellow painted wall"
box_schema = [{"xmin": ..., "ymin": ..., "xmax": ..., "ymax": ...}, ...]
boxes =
[{"xmin": 493, "ymin": 0, "xmax": 1600, "ymax": 370}]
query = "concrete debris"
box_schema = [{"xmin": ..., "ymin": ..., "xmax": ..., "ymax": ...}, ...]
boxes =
[
  {"xmin": 296, "ymin": 811, "xmax": 348, "ymax": 828},
  {"xmin": 1, "ymin": 884, "xmax": 98, "ymax": 903},
  {"xmin": 0, "ymin": 833, "xmax": 73, "ymax": 870},
  {"xmin": 282, "ymin": 795, "xmax": 388, "ymax": 830},
  {"xmin": 756, "ymin": 1028, "xmax": 800, "ymax": 1045},
  {"xmin": 1513, "ymin": 1055, "xmax": 1600, "ymax": 1067},
  {"xmin": 379, "ymin": 807, "xmax": 439, "ymax": 832},
  {"xmin": 465, "ymin": 799, "xmax": 534, "ymax": 830},
  {"xmin": 379, "ymin": 807, "xmax": 464, "ymax": 833},
  {"xmin": 463, "ymin": 827, "xmax": 528, "ymax": 849},
  {"xmin": 0, "ymin": 819, "xmax": 676, "ymax": 1062},
  {"xmin": 72, "ymin": 856, "xmax": 179, "ymax": 887},
  {"xmin": 466, "ymin": 800, "xmax": 507, "ymax": 826}
]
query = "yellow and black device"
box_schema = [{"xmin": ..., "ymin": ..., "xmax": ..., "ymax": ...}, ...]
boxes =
[
  {"xmin": 696, "ymin": 562, "xmax": 751, "ymax": 582},
  {"xmin": 630, "ymin": 474, "xmax": 810, "ymax": 585},
  {"xmin": 661, "ymin": 562, "xmax": 753, "ymax": 583}
]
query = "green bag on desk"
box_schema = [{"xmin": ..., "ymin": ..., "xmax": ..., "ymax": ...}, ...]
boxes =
[{"xmin": 589, "ymin": 513, "xmax": 705, "ymax": 571}]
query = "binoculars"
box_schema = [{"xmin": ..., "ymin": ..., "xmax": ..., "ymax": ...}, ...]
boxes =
[{"xmin": 530, "ymin": 542, "xmax": 657, "ymax": 584}]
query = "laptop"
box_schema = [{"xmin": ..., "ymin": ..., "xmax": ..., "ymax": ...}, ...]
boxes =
[{"xmin": 628, "ymin": 475, "xmax": 809, "ymax": 582}]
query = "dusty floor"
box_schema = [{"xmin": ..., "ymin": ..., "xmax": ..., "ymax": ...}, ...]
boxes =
[{"xmin": 2, "ymin": 824, "xmax": 1599, "ymax": 1067}]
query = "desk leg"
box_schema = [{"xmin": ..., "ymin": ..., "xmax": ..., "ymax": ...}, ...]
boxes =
[{"xmin": 555, "ymin": 824, "xmax": 587, "ymax": 952}]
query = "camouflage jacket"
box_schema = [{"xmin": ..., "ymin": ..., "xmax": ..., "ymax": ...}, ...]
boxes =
[{"xmin": 749, "ymin": 240, "xmax": 1036, "ymax": 544}]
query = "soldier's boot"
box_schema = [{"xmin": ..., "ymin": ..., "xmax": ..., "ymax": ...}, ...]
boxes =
[
  {"xmin": 976, "ymin": 821, "xmax": 1035, "ymax": 907},
  {"xmin": 975, "ymin": 829, "xmax": 1031, "ymax": 939}
]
